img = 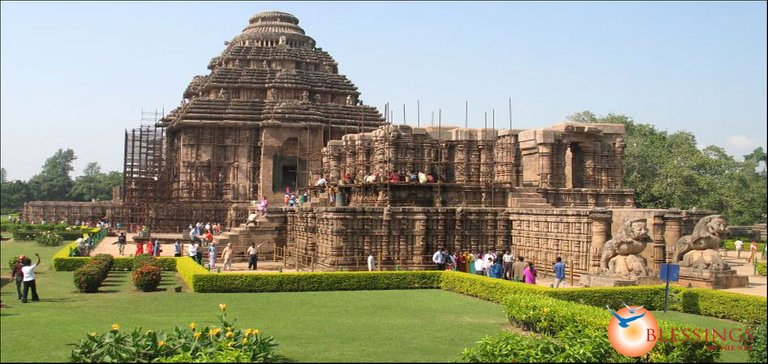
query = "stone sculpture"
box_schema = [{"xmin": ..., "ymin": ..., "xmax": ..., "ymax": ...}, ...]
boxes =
[
  {"xmin": 599, "ymin": 218, "xmax": 651, "ymax": 276},
  {"xmin": 673, "ymin": 215, "xmax": 729, "ymax": 270}
]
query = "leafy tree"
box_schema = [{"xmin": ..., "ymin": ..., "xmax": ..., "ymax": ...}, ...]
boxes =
[
  {"xmin": 1, "ymin": 180, "xmax": 32, "ymax": 213},
  {"xmin": 27, "ymin": 148, "xmax": 77, "ymax": 201},
  {"xmin": 70, "ymin": 162, "xmax": 123, "ymax": 201},
  {"xmin": 567, "ymin": 111, "xmax": 767, "ymax": 225}
]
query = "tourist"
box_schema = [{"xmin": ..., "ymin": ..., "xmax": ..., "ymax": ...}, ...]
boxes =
[
  {"xmin": 468, "ymin": 253, "xmax": 477, "ymax": 274},
  {"xmin": 208, "ymin": 243, "xmax": 217, "ymax": 271},
  {"xmin": 76, "ymin": 237, "xmax": 87, "ymax": 256},
  {"xmin": 748, "ymin": 241, "xmax": 758, "ymax": 263},
  {"xmin": 553, "ymin": 257, "xmax": 566, "ymax": 288},
  {"xmin": 188, "ymin": 242, "xmax": 199, "ymax": 264},
  {"xmin": 222, "ymin": 243, "xmax": 234, "ymax": 271},
  {"xmin": 153, "ymin": 238, "xmax": 161, "ymax": 257},
  {"xmin": 146, "ymin": 239, "xmax": 155, "ymax": 257},
  {"xmin": 247, "ymin": 243, "xmax": 258, "ymax": 270},
  {"xmin": 489, "ymin": 256, "xmax": 503, "ymax": 278},
  {"xmin": 289, "ymin": 194, "xmax": 297, "ymax": 207},
  {"xmin": 502, "ymin": 250, "xmax": 514, "ymax": 280},
  {"xmin": 456, "ymin": 251, "xmax": 467, "ymax": 273},
  {"xmin": 11, "ymin": 256, "xmax": 25, "ymax": 300},
  {"xmin": 196, "ymin": 242, "xmax": 204, "ymax": 265},
  {"xmin": 432, "ymin": 247, "xmax": 446, "ymax": 270},
  {"xmin": 735, "ymin": 239, "xmax": 744, "ymax": 258},
  {"xmin": 474, "ymin": 254, "xmax": 486, "ymax": 276},
  {"xmin": 367, "ymin": 253, "xmax": 375, "ymax": 271},
  {"xmin": 174, "ymin": 240, "xmax": 182, "ymax": 257},
  {"xmin": 512, "ymin": 256, "xmax": 526, "ymax": 282},
  {"xmin": 135, "ymin": 240, "xmax": 144, "ymax": 256},
  {"xmin": 523, "ymin": 262, "xmax": 537, "ymax": 284},
  {"xmin": 117, "ymin": 232, "xmax": 127, "ymax": 256},
  {"xmin": 283, "ymin": 194, "xmax": 290, "ymax": 206},
  {"xmin": 258, "ymin": 197, "xmax": 269, "ymax": 217},
  {"xmin": 21, "ymin": 253, "xmax": 41, "ymax": 303},
  {"xmin": 205, "ymin": 230, "xmax": 214, "ymax": 247}
]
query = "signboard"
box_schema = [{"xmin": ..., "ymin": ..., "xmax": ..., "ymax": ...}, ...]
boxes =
[{"xmin": 659, "ymin": 263, "xmax": 680, "ymax": 282}]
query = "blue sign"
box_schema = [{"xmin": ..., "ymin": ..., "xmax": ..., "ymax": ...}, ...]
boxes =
[{"xmin": 660, "ymin": 263, "xmax": 680, "ymax": 282}]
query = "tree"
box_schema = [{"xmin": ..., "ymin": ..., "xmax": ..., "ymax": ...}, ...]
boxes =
[
  {"xmin": 70, "ymin": 162, "xmax": 123, "ymax": 201},
  {"xmin": 27, "ymin": 149, "xmax": 77, "ymax": 201},
  {"xmin": 1, "ymin": 167, "xmax": 6, "ymax": 183},
  {"xmin": 567, "ymin": 111, "xmax": 767, "ymax": 225},
  {"xmin": 1, "ymin": 180, "xmax": 32, "ymax": 213}
]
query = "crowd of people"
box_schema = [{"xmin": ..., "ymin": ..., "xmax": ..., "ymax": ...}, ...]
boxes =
[{"xmin": 431, "ymin": 247, "xmax": 568, "ymax": 287}]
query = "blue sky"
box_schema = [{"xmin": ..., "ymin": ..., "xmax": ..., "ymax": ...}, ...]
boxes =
[{"xmin": 1, "ymin": 1, "xmax": 766, "ymax": 181}]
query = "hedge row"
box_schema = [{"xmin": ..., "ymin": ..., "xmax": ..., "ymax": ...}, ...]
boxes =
[
  {"xmin": 439, "ymin": 271, "xmax": 767, "ymax": 325},
  {"xmin": 176, "ymin": 257, "xmax": 210, "ymax": 290},
  {"xmin": 502, "ymin": 293, "xmax": 721, "ymax": 362},
  {"xmin": 191, "ymin": 270, "xmax": 443, "ymax": 293},
  {"xmin": 54, "ymin": 255, "xmax": 177, "ymax": 272}
]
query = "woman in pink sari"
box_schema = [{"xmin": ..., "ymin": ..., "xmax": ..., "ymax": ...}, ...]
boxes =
[{"xmin": 523, "ymin": 262, "xmax": 537, "ymax": 284}]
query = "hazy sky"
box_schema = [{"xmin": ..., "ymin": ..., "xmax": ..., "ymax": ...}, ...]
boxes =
[{"xmin": 1, "ymin": 1, "xmax": 766, "ymax": 181}]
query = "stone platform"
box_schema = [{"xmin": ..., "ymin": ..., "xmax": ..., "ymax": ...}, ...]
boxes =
[
  {"xmin": 579, "ymin": 274, "xmax": 661, "ymax": 287},
  {"xmin": 676, "ymin": 267, "xmax": 749, "ymax": 289}
]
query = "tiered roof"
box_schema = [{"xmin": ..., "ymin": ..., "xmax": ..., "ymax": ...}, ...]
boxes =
[{"xmin": 162, "ymin": 11, "xmax": 384, "ymax": 129}]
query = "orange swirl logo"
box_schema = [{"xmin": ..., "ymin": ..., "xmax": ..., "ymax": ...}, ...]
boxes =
[{"xmin": 606, "ymin": 304, "xmax": 658, "ymax": 357}]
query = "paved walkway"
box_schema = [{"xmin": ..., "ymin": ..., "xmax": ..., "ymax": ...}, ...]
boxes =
[{"xmin": 91, "ymin": 237, "xmax": 767, "ymax": 296}]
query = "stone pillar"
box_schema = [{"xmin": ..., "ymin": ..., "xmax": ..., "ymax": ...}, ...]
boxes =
[
  {"xmin": 664, "ymin": 209, "xmax": 683, "ymax": 262},
  {"xmin": 454, "ymin": 210, "xmax": 464, "ymax": 252},
  {"xmin": 614, "ymin": 137, "xmax": 624, "ymax": 189},
  {"xmin": 652, "ymin": 211, "xmax": 666, "ymax": 271},
  {"xmin": 589, "ymin": 208, "xmax": 612, "ymax": 272},
  {"xmin": 456, "ymin": 144, "xmax": 467, "ymax": 183},
  {"xmin": 413, "ymin": 214, "xmax": 427, "ymax": 265},
  {"xmin": 538, "ymin": 143, "xmax": 553, "ymax": 188},
  {"xmin": 565, "ymin": 143, "xmax": 574, "ymax": 189}
]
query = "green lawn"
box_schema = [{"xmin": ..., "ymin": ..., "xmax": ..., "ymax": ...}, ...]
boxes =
[
  {"xmin": 652, "ymin": 311, "xmax": 750, "ymax": 363},
  {"xmin": 2, "ymin": 239, "xmax": 508, "ymax": 362}
]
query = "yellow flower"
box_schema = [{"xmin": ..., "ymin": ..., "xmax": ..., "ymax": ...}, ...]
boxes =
[
  {"xmin": 209, "ymin": 327, "xmax": 221, "ymax": 337},
  {"xmin": 189, "ymin": 322, "xmax": 196, "ymax": 330},
  {"xmin": 218, "ymin": 303, "xmax": 227, "ymax": 312},
  {"xmin": 242, "ymin": 338, "xmax": 248, "ymax": 345},
  {"xmin": 244, "ymin": 329, "xmax": 253, "ymax": 336},
  {"xmin": 158, "ymin": 341, "xmax": 165, "ymax": 347},
  {"xmin": 253, "ymin": 329, "xmax": 260, "ymax": 336},
  {"xmin": 225, "ymin": 331, "xmax": 234, "ymax": 339},
  {"xmin": 227, "ymin": 342, "xmax": 235, "ymax": 347},
  {"xmin": 193, "ymin": 332, "xmax": 202, "ymax": 340},
  {"xmin": 111, "ymin": 323, "xmax": 120, "ymax": 331}
]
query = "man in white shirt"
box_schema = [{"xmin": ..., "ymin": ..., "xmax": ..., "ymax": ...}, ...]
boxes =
[
  {"xmin": 502, "ymin": 250, "xmax": 515, "ymax": 280},
  {"xmin": 432, "ymin": 248, "xmax": 446, "ymax": 270},
  {"xmin": 734, "ymin": 239, "xmax": 744, "ymax": 258},
  {"xmin": 367, "ymin": 253, "xmax": 375, "ymax": 271},
  {"xmin": 188, "ymin": 242, "xmax": 199, "ymax": 265},
  {"xmin": 21, "ymin": 253, "xmax": 41, "ymax": 303}
]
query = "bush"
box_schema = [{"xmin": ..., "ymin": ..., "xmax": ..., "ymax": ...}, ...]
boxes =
[
  {"xmin": 680, "ymin": 288, "xmax": 767, "ymax": 325},
  {"xmin": 133, "ymin": 254, "xmax": 160, "ymax": 271},
  {"xmin": 133, "ymin": 265, "xmax": 162, "ymax": 292},
  {"xmin": 12, "ymin": 230, "xmax": 37, "ymax": 240},
  {"xmin": 35, "ymin": 230, "xmax": 63, "ymax": 246},
  {"xmin": 73, "ymin": 264, "xmax": 104, "ymax": 293},
  {"xmin": 176, "ymin": 257, "xmax": 210, "ymax": 290},
  {"xmin": 92, "ymin": 254, "xmax": 114, "ymax": 271},
  {"xmin": 757, "ymin": 262, "xmax": 767, "ymax": 277},
  {"xmin": 192, "ymin": 271, "xmax": 443, "ymax": 293},
  {"xmin": 743, "ymin": 324, "xmax": 767, "ymax": 363},
  {"xmin": 8, "ymin": 255, "xmax": 19, "ymax": 270},
  {"xmin": 69, "ymin": 305, "xmax": 282, "ymax": 363}
]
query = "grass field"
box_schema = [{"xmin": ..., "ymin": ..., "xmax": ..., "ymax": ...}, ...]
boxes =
[
  {"xmin": 1, "ymin": 239, "xmax": 508, "ymax": 362},
  {"xmin": 1, "ymin": 238, "xmax": 755, "ymax": 363}
]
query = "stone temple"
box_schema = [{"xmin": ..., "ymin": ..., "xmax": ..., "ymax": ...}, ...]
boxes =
[{"xmin": 23, "ymin": 11, "xmax": 742, "ymax": 287}]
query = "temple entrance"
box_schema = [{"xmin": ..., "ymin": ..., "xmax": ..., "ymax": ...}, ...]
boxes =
[
  {"xmin": 282, "ymin": 164, "xmax": 298, "ymax": 193},
  {"xmin": 272, "ymin": 137, "xmax": 306, "ymax": 193},
  {"xmin": 569, "ymin": 143, "xmax": 585, "ymax": 188}
]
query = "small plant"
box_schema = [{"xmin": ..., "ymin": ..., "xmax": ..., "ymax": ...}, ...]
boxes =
[
  {"xmin": 133, "ymin": 265, "xmax": 162, "ymax": 292},
  {"xmin": 133, "ymin": 253, "xmax": 160, "ymax": 271},
  {"xmin": 69, "ymin": 305, "xmax": 282, "ymax": 363},
  {"xmin": 35, "ymin": 230, "xmax": 63, "ymax": 246}
]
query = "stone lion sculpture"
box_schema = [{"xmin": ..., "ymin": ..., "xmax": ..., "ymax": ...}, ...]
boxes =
[
  {"xmin": 600, "ymin": 218, "xmax": 652, "ymax": 277},
  {"xmin": 673, "ymin": 215, "xmax": 729, "ymax": 270}
]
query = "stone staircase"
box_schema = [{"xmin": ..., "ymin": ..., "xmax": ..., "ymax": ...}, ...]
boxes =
[
  {"xmin": 213, "ymin": 215, "xmax": 285, "ymax": 261},
  {"xmin": 507, "ymin": 188, "xmax": 553, "ymax": 209}
]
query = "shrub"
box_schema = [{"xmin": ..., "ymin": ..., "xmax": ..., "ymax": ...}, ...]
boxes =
[
  {"xmin": 69, "ymin": 306, "xmax": 282, "ymax": 363},
  {"xmin": 73, "ymin": 264, "xmax": 104, "ymax": 293},
  {"xmin": 12, "ymin": 230, "xmax": 37, "ymax": 240},
  {"xmin": 743, "ymin": 324, "xmax": 767, "ymax": 363},
  {"xmin": 192, "ymin": 271, "xmax": 442, "ymax": 293},
  {"xmin": 92, "ymin": 254, "xmax": 114, "ymax": 271},
  {"xmin": 680, "ymin": 288, "xmax": 767, "ymax": 324},
  {"xmin": 35, "ymin": 230, "xmax": 63, "ymax": 246},
  {"xmin": 176, "ymin": 257, "xmax": 210, "ymax": 290},
  {"xmin": 133, "ymin": 254, "xmax": 160, "ymax": 271},
  {"xmin": 8, "ymin": 255, "xmax": 19, "ymax": 270},
  {"xmin": 757, "ymin": 262, "xmax": 767, "ymax": 277},
  {"xmin": 133, "ymin": 265, "xmax": 162, "ymax": 292}
]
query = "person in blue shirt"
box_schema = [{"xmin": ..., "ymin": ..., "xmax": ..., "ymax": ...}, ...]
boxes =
[
  {"xmin": 489, "ymin": 256, "xmax": 504, "ymax": 278},
  {"xmin": 553, "ymin": 257, "xmax": 566, "ymax": 288}
]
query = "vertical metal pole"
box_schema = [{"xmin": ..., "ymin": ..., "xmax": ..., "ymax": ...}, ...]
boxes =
[
  {"xmin": 465, "ymin": 101, "xmax": 468, "ymax": 128},
  {"xmin": 664, "ymin": 265, "xmax": 670, "ymax": 313},
  {"xmin": 417, "ymin": 100, "xmax": 420, "ymax": 127},
  {"xmin": 403, "ymin": 104, "xmax": 406, "ymax": 125}
]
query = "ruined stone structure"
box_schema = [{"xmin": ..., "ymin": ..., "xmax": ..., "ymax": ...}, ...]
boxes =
[{"xmin": 21, "ymin": 11, "xmax": 747, "ymax": 286}]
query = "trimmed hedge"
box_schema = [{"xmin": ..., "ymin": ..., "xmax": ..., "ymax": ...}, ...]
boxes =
[
  {"xmin": 176, "ymin": 256, "xmax": 210, "ymax": 290},
  {"xmin": 502, "ymin": 293, "xmax": 721, "ymax": 363},
  {"xmin": 54, "ymin": 255, "xmax": 177, "ymax": 272},
  {"xmin": 440, "ymin": 271, "xmax": 766, "ymax": 325},
  {"xmin": 192, "ymin": 271, "xmax": 443, "ymax": 293},
  {"xmin": 680, "ymin": 288, "xmax": 767, "ymax": 325}
]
